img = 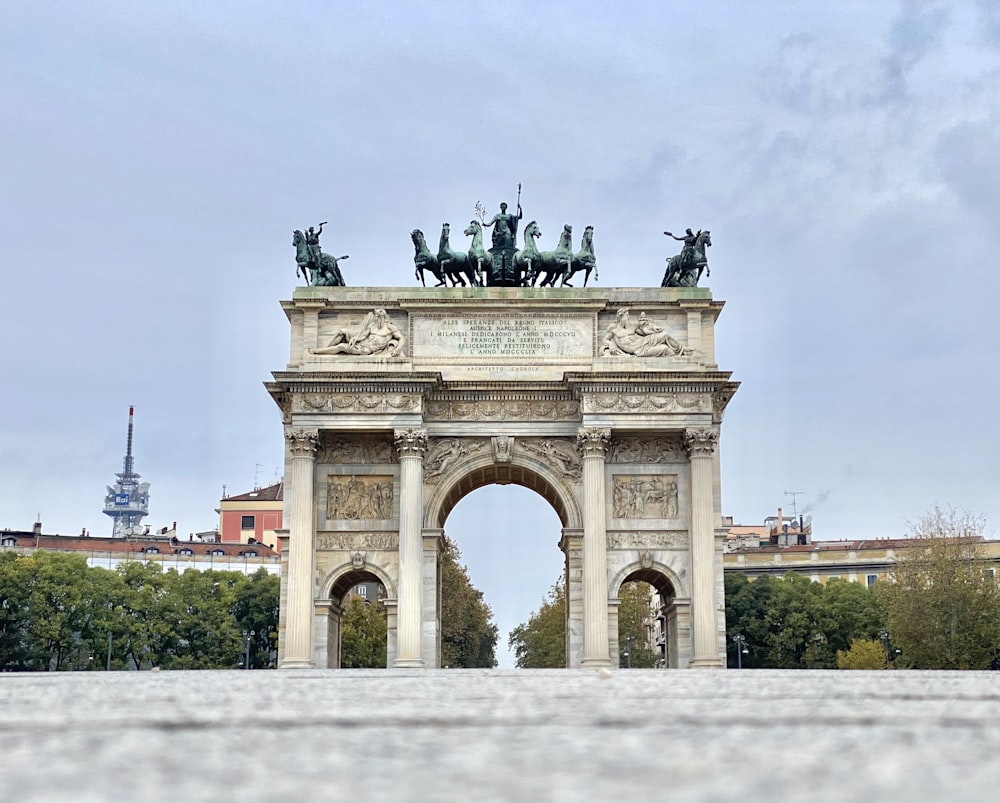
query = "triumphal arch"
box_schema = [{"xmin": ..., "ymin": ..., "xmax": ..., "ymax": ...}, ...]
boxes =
[{"xmin": 268, "ymin": 286, "xmax": 737, "ymax": 668}]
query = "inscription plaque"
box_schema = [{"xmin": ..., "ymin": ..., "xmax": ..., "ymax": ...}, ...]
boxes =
[{"xmin": 411, "ymin": 313, "xmax": 593, "ymax": 359}]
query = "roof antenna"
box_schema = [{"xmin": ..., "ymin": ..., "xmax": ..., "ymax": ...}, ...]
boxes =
[{"xmin": 784, "ymin": 490, "xmax": 804, "ymax": 518}]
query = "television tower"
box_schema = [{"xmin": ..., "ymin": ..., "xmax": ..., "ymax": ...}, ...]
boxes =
[{"xmin": 103, "ymin": 406, "xmax": 150, "ymax": 538}]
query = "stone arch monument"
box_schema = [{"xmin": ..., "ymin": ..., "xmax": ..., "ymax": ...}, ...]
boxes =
[{"xmin": 267, "ymin": 287, "xmax": 737, "ymax": 668}]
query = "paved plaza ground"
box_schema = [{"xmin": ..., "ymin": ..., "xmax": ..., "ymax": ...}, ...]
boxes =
[{"xmin": 1, "ymin": 669, "xmax": 998, "ymax": 801}]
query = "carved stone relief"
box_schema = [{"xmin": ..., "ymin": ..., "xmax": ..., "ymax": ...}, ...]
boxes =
[
  {"xmin": 327, "ymin": 475, "xmax": 394, "ymax": 520},
  {"xmin": 607, "ymin": 531, "xmax": 689, "ymax": 550},
  {"xmin": 316, "ymin": 532, "xmax": 399, "ymax": 551},
  {"xmin": 425, "ymin": 399, "xmax": 579, "ymax": 421},
  {"xmin": 581, "ymin": 393, "xmax": 709, "ymax": 414},
  {"xmin": 423, "ymin": 438, "xmax": 488, "ymax": 483},
  {"xmin": 519, "ymin": 438, "xmax": 582, "ymax": 482},
  {"xmin": 608, "ymin": 436, "xmax": 686, "ymax": 464},
  {"xmin": 612, "ymin": 474, "xmax": 679, "ymax": 519},
  {"xmin": 317, "ymin": 435, "xmax": 396, "ymax": 464},
  {"xmin": 293, "ymin": 393, "xmax": 420, "ymax": 414},
  {"xmin": 492, "ymin": 435, "xmax": 513, "ymax": 463}
]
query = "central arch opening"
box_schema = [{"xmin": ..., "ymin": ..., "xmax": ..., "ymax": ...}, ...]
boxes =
[{"xmin": 443, "ymin": 483, "xmax": 565, "ymax": 668}]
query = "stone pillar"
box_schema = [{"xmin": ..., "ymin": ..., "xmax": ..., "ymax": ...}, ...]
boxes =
[
  {"xmin": 280, "ymin": 428, "xmax": 318, "ymax": 669},
  {"xmin": 559, "ymin": 529, "xmax": 584, "ymax": 668},
  {"xmin": 578, "ymin": 427, "xmax": 612, "ymax": 668},
  {"xmin": 685, "ymin": 428, "xmax": 722, "ymax": 668},
  {"xmin": 394, "ymin": 428, "xmax": 427, "ymax": 668}
]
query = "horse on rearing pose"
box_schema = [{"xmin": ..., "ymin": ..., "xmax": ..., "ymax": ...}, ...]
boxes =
[
  {"xmin": 412, "ymin": 229, "xmax": 445, "ymax": 286},
  {"xmin": 562, "ymin": 225, "xmax": 597, "ymax": 287},
  {"xmin": 464, "ymin": 220, "xmax": 490, "ymax": 284},
  {"xmin": 514, "ymin": 220, "xmax": 542, "ymax": 285},
  {"xmin": 661, "ymin": 230, "xmax": 712, "ymax": 287},
  {"xmin": 437, "ymin": 223, "xmax": 479, "ymax": 287},
  {"xmin": 533, "ymin": 224, "xmax": 574, "ymax": 287},
  {"xmin": 293, "ymin": 230, "xmax": 348, "ymax": 286}
]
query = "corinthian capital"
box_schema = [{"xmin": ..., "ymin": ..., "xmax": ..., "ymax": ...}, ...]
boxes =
[
  {"xmin": 394, "ymin": 428, "xmax": 428, "ymax": 458},
  {"xmin": 576, "ymin": 427, "xmax": 611, "ymax": 458},
  {"xmin": 684, "ymin": 428, "xmax": 718, "ymax": 457},
  {"xmin": 286, "ymin": 428, "xmax": 319, "ymax": 457}
]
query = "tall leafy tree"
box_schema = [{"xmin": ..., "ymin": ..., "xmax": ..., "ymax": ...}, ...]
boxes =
[
  {"xmin": 617, "ymin": 581, "xmax": 657, "ymax": 667},
  {"xmin": 340, "ymin": 596, "xmax": 388, "ymax": 668},
  {"xmin": 232, "ymin": 569, "xmax": 280, "ymax": 669},
  {"xmin": 440, "ymin": 536, "xmax": 498, "ymax": 667},
  {"xmin": 884, "ymin": 506, "xmax": 1000, "ymax": 669},
  {"xmin": 508, "ymin": 580, "xmax": 566, "ymax": 668}
]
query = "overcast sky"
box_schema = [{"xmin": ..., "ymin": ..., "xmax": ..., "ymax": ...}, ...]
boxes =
[{"xmin": 2, "ymin": 2, "xmax": 997, "ymax": 666}]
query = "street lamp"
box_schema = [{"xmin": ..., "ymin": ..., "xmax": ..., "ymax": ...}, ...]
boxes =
[
  {"xmin": 624, "ymin": 635, "xmax": 633, "ymax": 669},
  {"xmin": 733, "ymin": 634, "xmax": 749, "ymax": 669},
  {"xmin": 244, "ymin": 630, "xmax": 256, "ymax": 670},
  {"xmin": 878, "ymin": 629, "xmax": 898, "ymax": 669}
]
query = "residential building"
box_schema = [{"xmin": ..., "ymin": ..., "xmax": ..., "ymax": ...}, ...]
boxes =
[{"xmin": 217, "ymin": 482, "xmax": 283, "ymax": 552}]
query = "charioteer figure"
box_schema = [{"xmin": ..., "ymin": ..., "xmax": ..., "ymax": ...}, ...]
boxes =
[
  {"xmin": 293, "ymin": 220, "xmax": 348, "ymax": 286},
  {"xmin": 480, "ymin": 188, "xmax": 523, "ymax": 286}
]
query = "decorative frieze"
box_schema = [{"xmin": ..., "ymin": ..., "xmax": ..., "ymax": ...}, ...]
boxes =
[
  {"xmin": 424, "ymin": 399, "xmax": 579, "ymax": 421},
  {"xmin": 611, "ymin": 474, "xmax": 679, "ymax": 519},
  {"xmin": 581, "ymin": 393, "xmax": 708, "ymax": 414},
  {"xmin": 607, "ymin": 531, "xmax": 689, "ymax": 550},
  {"xmin": 293, "ymin": 393, "xmax": 420, "ymax": 414},
  {"xmin": 423, "ymin": 438, "xmax": 489, "ymax": 483},
  {"xmin": 326, "ymin": 475, "xmax": 394, "ymax": 520},
  {"xmin": 684, "ymin": 428, "xmax": 719, "ymax": 458},
  {"xmin": 286, "ymin": 429, "xmax": 318, "ymax": 457},
  {"xmin": 316, "ymin": 532, "xmax": 399, "ymax": 551},
  {"xmin": 317, "ymin": 435, "xmax": 396, "ymax": 464},
  {"xmin": 519, "ymin": 437, "xmax": 583, "ymax": 482},
  {"xmin": 608, "ymin": 436, "xmax": 686, "ymax": 464}
]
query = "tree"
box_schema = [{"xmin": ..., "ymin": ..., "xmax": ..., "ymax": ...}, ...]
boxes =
[
  {"xmin": 508, "ymin": 580, "xmax": 566, "ymax": 668},
  {"xmin": 232, "ymin": 569, "xmax": 280, "ymax": 669},
  {"xmin": 340, "ymin": 596, "xmax": 388, "ymax": 668},
  {"xmin": 836, "ymin": 638, "xmax": 886, "ymax": 670},
  {"xmin": 883, "ymin": 506, "xmax": 1000, "ymax": 669},
  {"xmin": 617, "ymin": 581, "xmax": 656, "ymax": 668},
  {"xmin": 440, "ymin": 536, "xmax": 498, "ymax": 668},
  {"xmin": 725, "ymin": 572, "xmax": 885, "ymax": 669}
]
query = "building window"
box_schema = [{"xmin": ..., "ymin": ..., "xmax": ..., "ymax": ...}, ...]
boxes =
[
  {"xmin": 241, "ymin": 515, "xmax": 255, "ymax": 530},
  {"xmin": 209, "ymin": 549, "xmax": 225, "ymax": 556},
  {"xmin": 1, "ymin": 537, "xmax": 17, "ymax": 547},
  {"xmin": 243, "ymin": 550, "xmax": 257, "ymax": 557},
  {"xmin": 357, "ymin": 585, "xmax": 367, "ymax": 597},
  {"xmin": 866, "ymin": 574, "xmax": 878, "ymax": 587},
  {"xmin": 178, "ymin": 548, "xmax": 194, "ymax": 556},
  {"xmin": 145, "ymin": 547, "xmax": 159, "ymax": 554}
]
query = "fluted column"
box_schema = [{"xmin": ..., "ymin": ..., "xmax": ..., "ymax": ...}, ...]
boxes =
[
  {"xmin": 685, "ymin": 427, "xmax": 723, "ymax": 668},
  {"xmin": 280, "ymin": 428, "xmax": 318, "ymax": 669},
  {"xmin": 578, "ymin": 427, "xmax": 612, "ymax": 668},
  {"xmin": 394, "ymin": 428, "xmax": 427, "ymax": 668}
]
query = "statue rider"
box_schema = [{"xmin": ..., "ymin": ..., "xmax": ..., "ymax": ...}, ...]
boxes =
[
  {"xmin": 305, "ymin": 221, "xmax": 327, "ymax": 272},
  {"xmin": 664, "ymin": 228, "xmax": 699, "ymax": 272},
  {"xmin": 483, "ymin": 202, "xmax": 523, "ymax": 250}
]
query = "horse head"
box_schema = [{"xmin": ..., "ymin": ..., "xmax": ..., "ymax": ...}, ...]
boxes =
[
  {"xmin": 523, "ymin": 220, "xmax": 541, "ymax": 241},
  {"xmin": 582, "ymin": 226, "xmax": 594, "ymax": 248},
  {"xmin": 700, "ymin": 230, "xmax": 712, "ymax": 249},
  {"xmin": 464, "ymin": 220, "xmax": 481, "ymax": 238},
  {"xmin": 411, "ymin": 229, "xmax": 426, "ymax": 249}
]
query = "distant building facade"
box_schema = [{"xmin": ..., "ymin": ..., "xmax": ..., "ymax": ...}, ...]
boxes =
[
  {"xmin": 217, "ymin": 482, "xmax": 284, "ymax": 553},
  {"xmin": 1, "ymin": 521, "xmax": 280, "ymax": 576}
]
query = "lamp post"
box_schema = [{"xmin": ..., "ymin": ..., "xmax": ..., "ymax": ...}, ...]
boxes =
[
  {"xmin": 244, "ymin": 629, "xmax": 255, "ymax": 670},
  {"xmin": 733, "ymin": 634, "xmax": 748, "ymax": 669},
  {"xmin": 624, "ymin": 636, "xmax": 633, "ymax": 669}
]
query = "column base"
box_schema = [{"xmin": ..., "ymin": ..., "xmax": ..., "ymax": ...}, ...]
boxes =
[
  {"xmin": 687, "ymin": 657, "xmax": 724, "ymax": 669},
  {"xmin": 279, "ymin": 659, "xmax": 316, "ymax": 670},
  {"xmin": 393, "ymin": 658, "xmax": 426, "ymax": 669},
  {"xmin": 581, "ymin": 657, "xmax": 613, "ymax": 669}
]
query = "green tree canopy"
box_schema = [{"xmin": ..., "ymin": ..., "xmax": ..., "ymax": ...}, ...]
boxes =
[
  {"xmin": 508, "ymin": 580, "xmax": 566, "ymax": 668},
  {"xmin": 440, "ymin": 536, "xmax": 498, "ymax": 668},
  {"xmin": 340, "ymin": 595, "xmax": 388, "ymax": 668},
  {"xmin": 883, "ymin": 506, "xmax": 1000, "ymax": 669},
  {"xmin": 617, "ymin": 581, "xmax": 657, "ymax": 668}
]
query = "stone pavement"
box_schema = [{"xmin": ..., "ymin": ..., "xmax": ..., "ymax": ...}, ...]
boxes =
[{"xmin": 1, "ymin": 669, "xmax": 998, "ymax": 802}]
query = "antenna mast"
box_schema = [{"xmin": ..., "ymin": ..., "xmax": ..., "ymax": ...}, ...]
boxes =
[{"xmin": 783, "ymin": 490, "xmax": 804, "ymax": 518}]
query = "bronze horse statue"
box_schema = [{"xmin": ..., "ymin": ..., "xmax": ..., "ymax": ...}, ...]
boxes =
[
  {"xmin": 562, "ymin": 225, "xmax": 597, "ymax": 287},
  {"xmin": 437, "ymin": 223, "xmax": 480, "ymax": 287},
  {"xmin": 662, "ymin": 230, "xmax": 711, "ymax": 287},
  {"xmin": 412, "ymin": 229, "xmax": 446, "ymax": 286},
  {"xmin": 293, "ymin": 230, "xmax": 347, "ymax": 286}
]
